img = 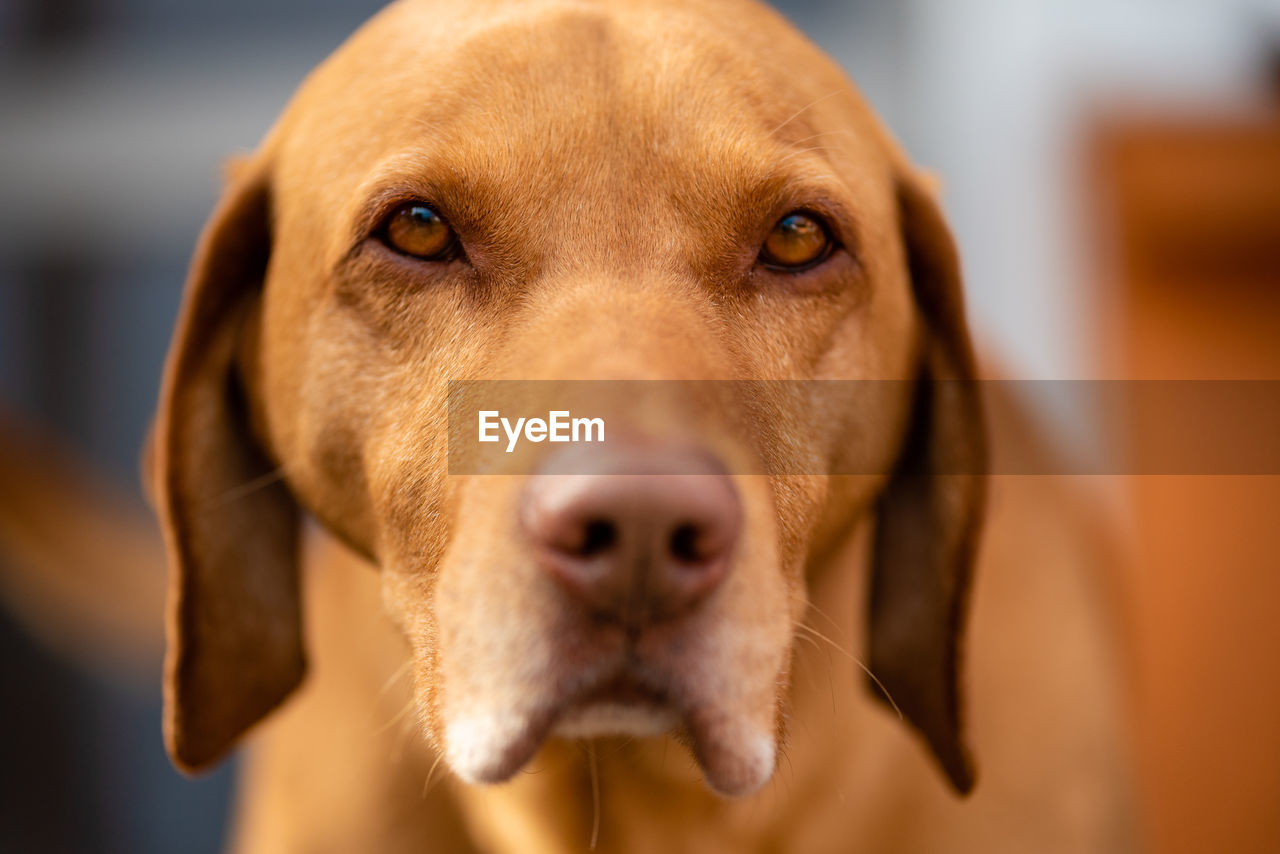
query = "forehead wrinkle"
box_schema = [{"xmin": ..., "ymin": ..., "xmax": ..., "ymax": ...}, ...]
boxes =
[
  {"xmin": 278, "ymin": 0, "xmax": 888, "ymax": 184},
  {"xmin": 661, "ymin": 126, "xmax": 849, "ymax": 225},
  {"xmin": 382, "ymin": 1, "xmax": 851, "ymax": 188},
  {"xmin": 399, "ymin": 13, "xmax": 637, "ymax": 258},
  {"xmin": 298, "ymin": 1, "xmax": 887, "ymax": 279}
]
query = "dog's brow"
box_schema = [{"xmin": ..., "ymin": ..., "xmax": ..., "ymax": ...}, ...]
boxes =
[
  {"xmin": 345, "ymin": 164, "xmax": 489, "ymax": 248},
  {"xmin": 679, "ymin": 141, "xmax": 863, "ymax": 242},
  {"xmin": 767, "ymin": 89, "xmax": 845, "ymax": 140}
]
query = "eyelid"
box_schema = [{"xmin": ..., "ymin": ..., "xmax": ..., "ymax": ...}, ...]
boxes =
[
  {"xmin": 367, "ymin": 196, "xmax": 443, "ymax": 239},
  {"xmin": 757, "ymin": 208, "xmax": 840, "ymax": 272},
  {"xmin": 380, "ymin": 199, "xmax": 450, "ymax": 232},
  {"xmin": 787, "ymin": 205, "xmax": 844, "ymax": 245},
  {"xmin": 349, "ymin": 194, "xmax": 465, "ymax": 266},
  {"xmin": 758, "ymin": 186, "xmax": 855, "ymax": 241},
  {"xmin": 380, "ymin": 202, "xmax": 456, "ymax": 259},
  {"xmin": 349, "ymin": 180, "xmax": 455, "ymax": 245}
]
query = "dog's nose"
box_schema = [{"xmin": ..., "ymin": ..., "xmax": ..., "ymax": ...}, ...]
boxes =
[{"xmin": 522, "ymin": 447, "xmax": 740, "ymax": 625}]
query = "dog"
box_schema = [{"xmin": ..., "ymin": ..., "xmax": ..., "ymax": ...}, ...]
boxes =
[{"xmin": 139, "ymin": 0, "xmax": 1139, "ymax": 850}]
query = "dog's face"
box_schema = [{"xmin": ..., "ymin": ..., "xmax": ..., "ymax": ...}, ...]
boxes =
[{"xmin": 153, "ymin": 0, "xmax": 984, "ymax": 798}]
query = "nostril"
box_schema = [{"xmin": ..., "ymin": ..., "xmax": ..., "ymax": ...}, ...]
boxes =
[
  {"xmin": 577, "ymin": 518, "xmax": 617, "ymax": 558},
  {"xmin": 669, "ymin": 522, "xmax": 706, "ymax": 564}
]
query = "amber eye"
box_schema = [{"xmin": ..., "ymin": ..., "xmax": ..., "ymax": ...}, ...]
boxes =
[
  {"xmin": 382, "ymin": 202, "xmax": 456, "ymax": 260},
  {"xmin": 760, "ymin": 211, "xmax": 833, "ymax": 271}
]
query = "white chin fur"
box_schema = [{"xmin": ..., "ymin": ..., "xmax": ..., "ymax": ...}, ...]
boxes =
[
  {"xmin": 697, "ymin": 727, "xmax": 777, "ymax": 797},
  {"xmin": 444, "ymin": 706, "xmax": 776, "ymax": 797},
  {"xmin": 443, "ymin": 713, "xmax": 530, "ymax": 785},
  {"xmin": 553, "ymin": 701, "xmax": 679, "ymax": 739}
]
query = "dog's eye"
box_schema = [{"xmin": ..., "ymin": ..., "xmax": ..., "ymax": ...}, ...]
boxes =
[
  {"xmin": 759, "ymin": 211, "xmax": 833, "ymax": 271},
  {"xmin": 381, "ymin": 202, "xmax": 457, "ymax": 260}
]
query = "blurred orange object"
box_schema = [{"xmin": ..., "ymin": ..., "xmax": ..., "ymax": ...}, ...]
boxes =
[{"xmin": 1089, "ymin": 101, "xmax": 1280, "ymax": 854}]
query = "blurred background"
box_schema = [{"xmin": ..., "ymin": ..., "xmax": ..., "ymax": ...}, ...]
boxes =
[{"xmin": 1, "ymin": 0, "xmax": 1278, "ymax": 851}]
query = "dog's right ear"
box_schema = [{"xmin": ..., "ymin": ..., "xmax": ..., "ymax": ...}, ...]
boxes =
[{"xmin": 151, "ymin": 158, "xmax": 304, "ymax": 772}]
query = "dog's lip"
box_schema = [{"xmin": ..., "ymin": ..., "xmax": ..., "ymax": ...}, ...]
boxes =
[
  {"xmin": 446, "ymin": 669, "xmax": 669, "ymax": 785},
  {"xmin": 576, "ymin": 672, "xmax": 669, "ymax": 707},
  {"xmin": 444, "ymin": 705, "xmax": 559, "ymax": 785},
  {"xmin": 445, "ymin": 665, "xmax": 775, "ymax": 796},
  {"xmin": 682, "ymin": 706, "xmax": 777, "ymax": 797},
  {"xmin": 568, "ymin": 672, "xmax": 777, "ymax": 796}
]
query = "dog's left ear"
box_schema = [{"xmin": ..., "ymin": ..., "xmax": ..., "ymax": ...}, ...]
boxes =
[
  {"xmin": 152, "ymin": 156, "xmax": 305, "ymax": 773},
  {"xmin": 866, "ymin": 168, "xmax": 987, "ymax": 794}
]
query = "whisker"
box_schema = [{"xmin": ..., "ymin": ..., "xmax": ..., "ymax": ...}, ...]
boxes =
[
  {"xmin": 389, "ymin": 703, "xmax": 421, "ymax": 764},
  {"xmin": 800, "ymin": 127, "xmax": 857, "ymax": 143},
  {"xmin": 779, "ymin": 128, "xmax": 849, "ymax": 151},
  {"xmin": 794, "ymin": 631, "xmax": 821, "ymax": 652},
  {"xmin": 769, "ymin": 89, "xmax": 843, "ymax": 137},
  {"xmin": 373, "ymin": 694, "xmax": 417, "ymax": 735},
  {"xmin": 802, "ymin": 601, "xmax": 848, "ymax": 637},
  {"xmin": 606, "ymin": 736, "xmax": 635, "ymax": 759},
  {"xmin": 796, "ymin": 629, "xmax": 841, "ymax": 716},
  {"xmin": 587, "ymin": 742, "xmax": 601, "ymax": 851},
  {"xmin": 773, "ymin": 743, "xmax": 797, "ymax": 807},
  {"xmin": 796, "ymin": 622, "xmax": 903, "ymax": 721},
  {"xmin": 421, "ymin": 751, "xmax": 445, "ymax": 799},
  {"xmin": 828, "ymin": 657, "xmax": 838, "ymax": 716},
  {"xmin": 209, "ymin": 466, "xmax": 288, "ymax": 507},
  {"xmin": 375, "ymin": 659, "xmax": 413, "ymax": 702},
  {"xmin": 773, "ymin": 145, "xmax": 830, "ymax": 168},
  {"xmin": 792, "ymin": 632, "xmax": 829, "ymax": 701}
]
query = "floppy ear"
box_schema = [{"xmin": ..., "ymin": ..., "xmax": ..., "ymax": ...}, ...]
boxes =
[
  {"xmin": 866, "ymin": 170, "xmax": 987, "ymax": 794},
  {"xmin": 152, "ymin": 159, "xmax": 304, "ymax": 772}
]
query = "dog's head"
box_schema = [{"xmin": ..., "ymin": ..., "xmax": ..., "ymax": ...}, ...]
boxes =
[{"xmin": 152, "ymin": 0, "xmax": 984, "ymax": 797}]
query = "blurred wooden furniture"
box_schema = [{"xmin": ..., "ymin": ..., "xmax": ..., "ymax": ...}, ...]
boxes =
[{"xmin": 1089, "ymin": 98, "xmax": 1280, "ymax": 854}]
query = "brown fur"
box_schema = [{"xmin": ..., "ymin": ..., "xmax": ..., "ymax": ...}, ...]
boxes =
[{"xmin": 143, "ymin": 0, "xmax": 1136, "ymax": 850}]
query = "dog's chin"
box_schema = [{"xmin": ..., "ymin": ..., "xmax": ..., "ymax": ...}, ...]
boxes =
[{"xmin": 442, "ymin": 694, "xmax": 777, "ymax": 798}]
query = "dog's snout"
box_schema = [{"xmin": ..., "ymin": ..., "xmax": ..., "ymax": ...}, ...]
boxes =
[{"xmin": 522, "ymin": 448, "xmax": 741, "ymax": 624}]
